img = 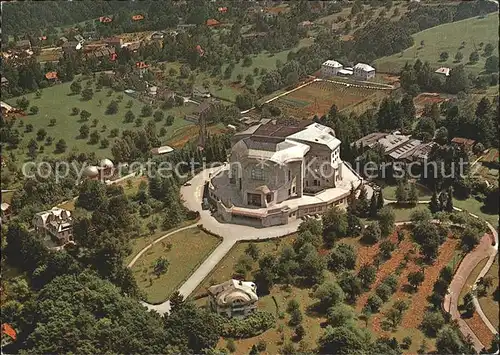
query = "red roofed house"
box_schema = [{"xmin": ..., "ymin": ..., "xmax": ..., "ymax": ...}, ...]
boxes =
[
  {"xmin": 99, "ymin": 16, "xmax": 113, "ymax": 23},
  {"xmin": 451, "ymin": 137, "xmax": 476, "ymax": 152},
  {"xmin": 45, "ymin": 71, "xmax": 58, "ymax": 82},
  {"xmin": 132, "ymin": 14, "xmax": 145, "ymax": 21},
  {"xmin": 136, "ymin": 61, "xmax": 149, "ymax": 77},
  {"xmin": 206, "ymin": 19, "xmax": 220, "ymax": 27},
  {"xmin": 110, "ymin": 52, "xmax": 118, "ymax": 61},
  {"xmin": 218, "ymin": 7, "xmax": 228, "ymax": 13},
  {"xmin": 196, "ymin": 45, "xmax": 205, "ymax": 56}
]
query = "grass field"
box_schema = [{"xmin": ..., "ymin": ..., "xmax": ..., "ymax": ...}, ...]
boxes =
[
  {"xmin": 131, "ymin": 227, "xmax": 220, "ymax": 304},
  {"xmin": 5, "ymin": 79, "xmax": 195, "ymax": 165},
  {"xmin": 478, "ymin": 255, "xmax": 499, "ymax": 332},
  {"xmin": 453, "ymin": 197, "xmax": 498, "ymax": 227},
  {"xmin": 375, "ymin": 13, "xmax": 499, "ymax": 75},
  {"xmin": 273, "ymin": 80, "xmax": 390, "ymax": 119}
]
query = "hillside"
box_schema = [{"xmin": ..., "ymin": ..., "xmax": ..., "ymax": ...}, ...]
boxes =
[{"xmin": 374, "ymin": 13, "xmax": 499, "ymax": 74}]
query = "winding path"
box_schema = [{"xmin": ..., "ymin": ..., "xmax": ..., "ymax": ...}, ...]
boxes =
[{"xmin": 132, "ymin": 169, "xmax": 498, "ymax": 350}]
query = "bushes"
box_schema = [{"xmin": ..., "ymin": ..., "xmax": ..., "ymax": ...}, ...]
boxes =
[
  {"xmin": 221, "ymin": 311, "xmax": 275, "ymax": 339},
  {"xmin": 421, "ymin": 311, "xmax": 445, "ymax": 337}
]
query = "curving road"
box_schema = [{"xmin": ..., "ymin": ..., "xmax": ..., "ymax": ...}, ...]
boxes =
[{"xmin": 134, "ymin": 169, "xmax": 498, "ymax": 350}]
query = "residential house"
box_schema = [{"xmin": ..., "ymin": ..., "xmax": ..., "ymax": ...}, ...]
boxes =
[
  {"xmin": 135, "ymin": 61, "xmax": 149, "ymax": 77},
  {"xmin": 192, "ymin": 86, "xmax": 211, "ymax": 99},
  {"xmin": 435, "ymin": 67, "xmax": 451, "ymax": 77},
  {"xmin": 218, "ymin": 6, "xmax": 228, "ymax": 13},
  {"xmin": 353, "ymin": 63, "xmax": 376, "ymax": 80},
  {"xmin": 207, "ymin": 279, "xmax": 258, "ymax": 318},
  {"xmin": 45, "ymin": 71, "xmax": 58, "ymax": 82},
  {"xmin": 451, "ymin": 137, "xmax": 476, "ymax": 152},
  {"xmin": 123, "ymin": 41, "xmax": 141, "ymax": 52},
  {"xmin": 321, "ymin": 60, "xmax": 343, "ymax": 77},
  {"xmin": 32, "ymin": 207, "xmax": 73, "ymax": 246},
  {"xmin": 206, "ymin": 18, "xmax": 221, "ymax": 27},
  {"xmin": 99, "ymin": 16, "xmax": 113, "ymax": 23},
  {"xmin": 1, "ymin": 203, "xmax": 12, "ymax": 223},
  {"xmin": 15, "ymin": 39, "xmax": 31, "ymax": 50},
  {"xmin": 132, "ymin": 14, "xmax": 145, "ymax": 21},
  {"xmin": 1, "ymin": 77, "xmax": 9, "ymax": 87},
  {"xmin": 185, "ymin": 100, "xmax": 213, "ymax": 123},
  {"xmin": 298, "ymin": 20, "xmax": 313, "ymax": 29},
  {"xmin": 74, "ymin": 34, "xmax": 85, "ymax": 44}
]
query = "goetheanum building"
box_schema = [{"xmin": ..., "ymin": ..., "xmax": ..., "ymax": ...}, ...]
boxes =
[
  {"xmin": 207, "ymin": 279, "xmax": 258, "ymax": 318},
  {"xmin": 207, "ymin": 122, "xmax": 362, "ymax": 227}
]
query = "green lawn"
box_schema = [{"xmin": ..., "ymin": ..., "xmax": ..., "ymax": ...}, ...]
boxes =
[
  {"xmin": 6, "ymin": 79, "xmax": 195, "ymax": 166},
  {"xmin": 375, "ymin": 13, "xmax": 499, "ymax": 74},
  {"xmin": 131, "ymin": 227, "xmax": 221, "ymax": 304},
  {"xmin": 379, "ymin": 182, "xmax": 433, "ymax": 201},
  {"xmin": 390, "ymin": 203, "xmax": 429, "ymax": 222},
  {"xmin": 453, "ymin": 197, "xmax": 498, "ymax": 227},
  {"xmin": 478, "ymin": 255, "xmax": 499, "ymax": 331}
]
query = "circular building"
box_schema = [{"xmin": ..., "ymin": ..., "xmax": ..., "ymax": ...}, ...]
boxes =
[{"xmin": 82, "ymin": 165, "xmax": 99, "ymax": 179}]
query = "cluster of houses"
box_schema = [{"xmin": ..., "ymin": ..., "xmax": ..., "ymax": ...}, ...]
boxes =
[{"xmin": 321, "ymin": 59, "xmax": 376, "ymax": 81}]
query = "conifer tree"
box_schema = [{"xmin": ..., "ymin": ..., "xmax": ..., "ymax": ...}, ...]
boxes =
[{"xmin": 429, "ymin": 191, "xmax": 440, "ymax": 213}]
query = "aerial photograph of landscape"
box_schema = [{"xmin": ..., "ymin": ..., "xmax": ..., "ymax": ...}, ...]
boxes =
[{"xmin": 0, "ymin": 0, "xmax": 498, "ymax": 354}]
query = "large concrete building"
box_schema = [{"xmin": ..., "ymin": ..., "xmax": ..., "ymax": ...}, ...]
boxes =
[
  {"xmin": 207, "ymin": 122, "xmax": 362, "ymax": 227},
  {"xmin": 207, "ymin": 279, "xmax": 258, "ymax": 318}
]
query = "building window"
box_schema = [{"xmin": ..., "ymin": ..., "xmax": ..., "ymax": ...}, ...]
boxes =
[
  {"xmin": 251, "ymin": 168, "xmax": 265, "ymax": 180},
  {"xmin": 292, "ymin": 186, "xmax": 296, "ymax": 193},
  {"xmin": 306, "ymin": 181, "xmax": 309, "ymax": 187},
  {"xmin": 288, "ymin": 188, "xmax": 291, "ymax": 196},
  {"xmin": 288, "ymin": 170, "xmax": 291, "ymax": 181}
]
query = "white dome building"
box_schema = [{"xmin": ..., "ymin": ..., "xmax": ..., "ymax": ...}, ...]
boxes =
[
  {"xmin": 99, "ymin": 158, "xmax": 114, "ymax": 169},
  {"xmin": 82, "ymin": 165, "xmax": 99, "ymax": 178}
]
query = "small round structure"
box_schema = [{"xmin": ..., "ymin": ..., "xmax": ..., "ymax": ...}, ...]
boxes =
[
  {"xmin": 83, "ymin": 165, "xmax": 99, "ymax": 178},
  {"xmin": 99, "ymin": 158, "xmax": 114, "ymax": 169}
]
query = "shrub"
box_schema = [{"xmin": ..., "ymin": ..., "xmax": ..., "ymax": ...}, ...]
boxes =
[
  {"xmin": 401, "ymin": 336, "xmax": 412, "ymax": 349},
  {"xmin": 382, "ymin": 274, "xmax": 398, "ymax": 293},
  {"xmin": 375, "ymin": 283, "xmax": 392, "ymax": 302},
  {"xmin": 366, "ymin": 294, "xmax": 383, "ymax": 313},
  {"xmin": 256, "ymin": 340, "xmax": 267, "ymax": 352},
  {"xmin": 221, "ymin": 312, "xmax": 275, "ymax": 339},
  {"xmin": 226, "ymin": 339, "xmax": 236, "ymax": 353},
  {"xmin": 421, "ymin": 311, "xmax": 445, "ymax": 337}
]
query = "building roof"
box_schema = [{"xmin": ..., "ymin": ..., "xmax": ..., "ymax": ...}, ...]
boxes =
[
  {"xmin": 1, "ymin": 202, "xmax": 10, "ymax": 211},
  {"xmin": 322, "ymin": 60, "xmax": 343, "ymax": 68},
  {"xmin": 435, "ymin": 67, "xmax": 451, "ymax": 76},
  {"xmin": 132, "ymin": 14, "xmax": 145, "ymax": 21},
  {"xmin": 206, "ymin": 18, "xmax": 220, "ymax": 26},
  {"xmin": 287, "ymin": 123, "xmax": 340, "ymax": 150},
  {"xmin": 354, "ymin": 63, "xmax": 375, "ymax": 72},
  {"xmin": 83, "ymin": 165, "xmax": 99, "ymax": 177},
  {"xmin": 45, "ymin": 71, "xmax": 58, "ymax": 80},
  {"xmin": 99, "ymin": 158, "xmax": 114, "ymax": 169},
  {"xmin": 338, "ymin": 69, "xmax": 353, "ymax": 75},
  {"xmin": 151, "ymin": 146, "xmax": 174, "ymax": 155},
  {"xmin": 1, "ymin": 101, "xmax": 14, "ymax": 112},
  {"xmin": 99, "ymin": 16, "xmax": 113, "ymax": 23},
  {"xmin": 388, "ymin": 138, "xmax": 422, "ymax": 159},
  {"xmin": 207, "ymin": 279, "xmax": 258, "ymax": 307},
  {"xmin": 136, "ymin": 61, "xmax": 149, "ymax": 69},
  {"xmin": 1, "ymin": 77, "xmax": 8, "ymax": 84},
  {"xmin": 377, "ymin": 134, "xmax": 410, "ymax": 152},
  {"xmin": 451, "ymin": 137, "xmax": 475, "ymax": 146},
  {"xmin": 34, "ymin": 207, "xmax": 72, "ymax": 229},
  {"xmin": 15, "ymin": 40, "xmax": 31, "ymax": 48}
]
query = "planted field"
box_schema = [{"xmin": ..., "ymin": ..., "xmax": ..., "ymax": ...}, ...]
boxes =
[
  {"xmin": 131, "ymin": 227, "xmax": 221, "ymax": 304},
  {"xmin": 414, "ymin": 93, "xmax": 449, "ymax": 117},
  {"xmin": 273, "ymin": 81, "xmax": 389, "ymax": 119}
]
